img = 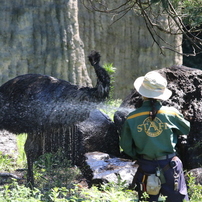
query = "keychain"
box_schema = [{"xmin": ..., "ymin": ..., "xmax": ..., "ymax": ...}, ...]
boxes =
[
  {"xmin": 156, "ymin": 167, "xmax": 161, "ymax": 177},
  {"xmin": 156, "ymin": 167, "xmax": 166, "ymax": 184}
]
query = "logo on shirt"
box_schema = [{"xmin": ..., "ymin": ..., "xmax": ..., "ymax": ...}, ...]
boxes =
[{"xmin": 137, "ymin": 117, "xmax": 168, "ymax": 137}]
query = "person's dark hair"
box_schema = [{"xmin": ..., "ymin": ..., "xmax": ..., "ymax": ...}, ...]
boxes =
[{"xmin": 149, "ymin": 98, "xmax": 158, "ymax": 120}]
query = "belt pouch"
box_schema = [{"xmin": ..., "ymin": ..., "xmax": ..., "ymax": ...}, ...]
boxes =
[{"xmin": 146, "ymin": 174, "xmax": 161, "ymax": 195}]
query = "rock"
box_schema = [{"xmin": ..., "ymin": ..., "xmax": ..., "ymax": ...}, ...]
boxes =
[
  {"xmin": 78, "ymin": 1, "xmax": 183, "ymax": 99},
  {"xmin": 77, "ymin": 109, "xmax": 120, "ymax": 158},
  {"xmin": 185, "ymin": 168, "xmax": 202, "ymax": 185},
  {"xmin": 0, "ymin": 0, "xmax": 91, "ymax": 87},
  {"xmin": 75, "ymin": 108, "xmax": 121, "ymax": 185},
  {"xmin": 0, "ymin": 1, "xmax": 183, "ymax": 101},
  {"xmin": 84, "ymin": 151, "xmax": 138, "ymax": 186},
  {"xmin": 84, "ymin": 152, "xmax": 202, "ymax": 187}
]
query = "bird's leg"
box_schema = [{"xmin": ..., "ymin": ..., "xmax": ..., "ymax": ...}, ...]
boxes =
[
  {"xmin": 24, "ymin": 133, "xmax": 42, "ymax": 188},
  {"xmin": 26, "ymin": 151, "xmax": 34, "ymax": 188}
]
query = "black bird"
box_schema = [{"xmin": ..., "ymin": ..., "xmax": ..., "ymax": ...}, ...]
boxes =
[{"xmin": 0, "ymin": 51, "xmax": 110, "ymax": 186}]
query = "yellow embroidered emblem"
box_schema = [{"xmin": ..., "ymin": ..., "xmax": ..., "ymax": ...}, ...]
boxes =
[{"xmin": 137, "ymin": 117, "xmax": 167, "ymax": 137}]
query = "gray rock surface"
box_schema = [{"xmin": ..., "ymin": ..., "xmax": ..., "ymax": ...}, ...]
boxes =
[
  {"xmin": 0, "ymin": 0, "xmax": 183, "ymax": 100},
  {"xmin": 185, "ymin": 168, "xmax": 202, "ymax": 185},
  {"xmin": 0, "ymin": 0, "xmax": 91, "ymax": 86},
  {"xmin": 85, "ymin": 152, "xmax": 138, "ymax": 186},
  {"xmin": 78, "ymin": 1, "xmax": 183, "ymax": 99}
]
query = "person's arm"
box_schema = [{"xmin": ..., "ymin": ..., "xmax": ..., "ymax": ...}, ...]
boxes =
[
  {"xmin": 120, "ymin": 121, "xmax": 137, "ymax": 160},
  {"xmin": 175, "ymin": 111, "xmax": 190, "ymax": 136}
]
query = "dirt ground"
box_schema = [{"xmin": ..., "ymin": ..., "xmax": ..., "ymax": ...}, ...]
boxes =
[{"xmin": 0, "ymin": 130, "xmax": 18, "ymax": 158}]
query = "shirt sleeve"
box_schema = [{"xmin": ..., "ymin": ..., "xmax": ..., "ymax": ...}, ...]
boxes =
[
  {"xmin": 120, "ymin": 120, "xmax": 137, "ymax": 160},
  {"xmin": 174, "ymin": 110, "xmax": 190, "ymax": 136}
]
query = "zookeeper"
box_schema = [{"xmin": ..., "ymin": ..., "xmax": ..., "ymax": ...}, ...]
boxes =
[{"xmin": 120, "ymin": 71, "xmax": 190, "ymax": 202}]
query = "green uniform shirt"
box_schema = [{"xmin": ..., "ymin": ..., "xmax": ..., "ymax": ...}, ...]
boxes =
[{"xmin": 120, "ymin": 100, "xmax": 190, "ymax": 160}]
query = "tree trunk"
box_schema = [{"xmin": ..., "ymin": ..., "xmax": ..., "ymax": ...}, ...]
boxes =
[{"xmin": 0, "ymin": 0, "xmax": 91, "ymax": 86}]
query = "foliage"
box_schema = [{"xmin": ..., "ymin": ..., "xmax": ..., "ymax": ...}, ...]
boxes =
[
  {"xmin": 0, "ymin": 152, "xmax": 14, "ymax": 172},
  {"xmin": 83, "ymin": 0, "xmax": 202, "ymax": 56},
  {"xmin": 16, "ymin": 134, "xmax": 27, "ymax": 168},
  {"xmin": 1, "ymin": 174, "xmax": 202, "ymax": 201},
  {"xmin": 103, "ymin": 63, "xmax": 116, "ymax": 75},
  {"xmin": 1, "ymin": 141, "xmax": 202, "ymax": 201},
  {"xmin": 32, "ymin": 149, "xmax": 81, "ymax": 189},
  {"xmin": 154, "ymin": 0, "xmax": 202, "ymax": 29},
  {"xmin": 103, "ymin": 63, "xmax": 116, "ymax": 99},
  {"xmin": 187, "ymin": 172, "xmax": 202, "ymax": 201},
  {"xmin": 77, "ymin": 182, "xmax": 136, "ymax": 201},
  {"xmin": 179, "ymin": 0, "xmax": 202, "ymax": 28},
  {"xmin": 101, "ymin": 63, "xmax": 122, "ymax": 120},
  {"xmin": 0, "ymin": 181, "xmax": 43, "ymax": 202}
]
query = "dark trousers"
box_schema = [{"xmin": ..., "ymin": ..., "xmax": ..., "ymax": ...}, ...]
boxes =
[{"xmin": 134, "ymin": 156, "xmax": 189, "ymax": 202}]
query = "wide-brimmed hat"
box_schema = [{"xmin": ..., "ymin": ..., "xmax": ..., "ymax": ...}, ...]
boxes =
[{"xmin": 134, "ymin": 71, "xmax": 172, "ymax": 100}]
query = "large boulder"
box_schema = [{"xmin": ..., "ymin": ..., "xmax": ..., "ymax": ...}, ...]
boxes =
[
  {"xmin": 77, "ymin": 109, "xmax": 120, "ymax": 157},
  {"xmin": 68, "ymin": 109, "xmax": 120, "ymax": 186},
  {"xmin": 84, "ymin": 152, "xmax": 138, "ymax": 186},
  {"xmin": 114, "ymin": 65, "xmax": 202, "ymax": 170}
]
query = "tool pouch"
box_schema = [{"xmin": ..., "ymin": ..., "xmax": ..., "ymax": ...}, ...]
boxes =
[{"xmin": 146, "ymin": 173, "xmax": 161, "ymax": 195}]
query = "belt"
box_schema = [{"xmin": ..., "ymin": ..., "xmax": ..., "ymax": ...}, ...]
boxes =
[{"xmin": 141, "ymin": 153, "xmax": 176, "ymax": 161}]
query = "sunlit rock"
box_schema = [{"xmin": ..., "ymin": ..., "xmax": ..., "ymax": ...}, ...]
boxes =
[
  {"xmin": 84, "ymin": 152, "xmax": 138, "ymax": 186},
  {"xmin": 185, "ymin": 168, "xmax": 202, "ymax": 185}
]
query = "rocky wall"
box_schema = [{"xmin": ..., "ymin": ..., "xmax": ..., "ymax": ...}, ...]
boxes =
[{"xmin": 78, "ymin": 1, "xmax": 183, "ymax": 99}]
